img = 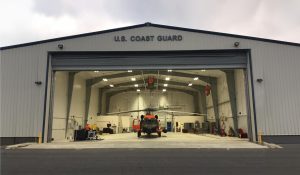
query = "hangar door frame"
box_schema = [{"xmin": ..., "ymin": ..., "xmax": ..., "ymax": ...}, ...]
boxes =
[{"xmin": 43, "ymin": 49, "xmax": 257, "ymax": 142}]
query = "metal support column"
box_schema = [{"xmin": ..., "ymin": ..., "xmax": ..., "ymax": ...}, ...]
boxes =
[
  {"xmin": 225, "ymin": 70, "xmax": 238, "ymax": 135},
  {"xmin": 84, "ymin": 79, "xmax": 92, "ymax": 126},
  {"xmin": 65, "ymin": 72, "xmax": 76, "ymax": 137},
  {"xmin": 198, "ymin": 86, "xmax": 207, "ymax": 122},
  {"xmin": 98, "ymin": 88, "xmax": 103, "ymax": 115},
  {"xmin": 210, "ymin": 78, "xmax": 220, "ymax": 134},
  {"xmin": 193, "ymin": 91, "xmax": 201, "ymax": 114},
  {"xmin": 105, "ymin": 93, "xmax": 111, "ymax": 114}
]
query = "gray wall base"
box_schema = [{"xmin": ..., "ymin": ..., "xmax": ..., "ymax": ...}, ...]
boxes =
[
  {"xmin": 0, "ymin": 137, "xmax": 38, "ymax": 146},
  {"xmin": 262, "ymin": 135, "xmax": 300, "ymax": 144}
]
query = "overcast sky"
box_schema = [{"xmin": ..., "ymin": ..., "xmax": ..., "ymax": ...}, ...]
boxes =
[{"xmin": 0, "ymin": 0, "xmax": 299, "ymax": 47}]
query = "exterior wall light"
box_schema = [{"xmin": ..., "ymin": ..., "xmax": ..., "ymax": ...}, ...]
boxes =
[
  {"xmin": 58, "ymin": 44, "xmax": 64, "ymax": 49},
  {"xmin": 35, "ymin": 81, "xmax": 42, "ymax": 85},
  {"xmin": 234, "ymin": 42, "xmax": 240, "ymax": 47},
  {"xmin": 256, "ymin": 78, "xmax": 263, "ymax": 83}
]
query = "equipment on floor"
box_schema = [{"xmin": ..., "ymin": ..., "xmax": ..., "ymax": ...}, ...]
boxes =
[
  {"xmin": 220, "ymin": 115, "xmax": 227, "ymax": 137},
  {"xmin": 184, "ymin": 123, "xmax": 195, "ymax": 133},
  {"xmin": 238, "ymin": 128, "xmax": 248, "ymax": 138},
  {"xmin": 74, "ymin": 124, "xmax": 98, "ymax": 141},
  {"xmin": 132, "ymin": 119, "xmax": 140, "ymax": 132},
  {"xmin": 201, "ymin": 122, "xmax": 209, "ymax": 133},
  {"xmin": 74, "ymin": 129, "xmax": 88, "ymax": 141},
  {"xmin": 209, "ymin": 122, "xmax": 217, "ymax": 134},
  {"xmin": 167, "ymin": 122, "xmax": 172, "ymax": 132},
  {"xmin": 228, "ymin": 127, "xmax": 237, "ymax": 137},
  {"xmin": 103, "ymin": 123, "xmax": 114, "ymax": 134}
]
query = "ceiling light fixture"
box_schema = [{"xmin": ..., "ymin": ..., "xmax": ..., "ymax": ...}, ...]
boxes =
[
  {"xmin": 103, "ymin": 78, "xmax": 108, "ymax": 81},
  {"xmin": 165, "ymin": 77, "xmax": 170, "ymax": 81},
  {"xmin": 201, "ymin": 69, "xmax": 206, "ymax": 72},
  {"xmin": 163, "ymin": 84, "xmax": 168, "ymax": 87},
  {"xmin": 167, "ymin": 70, "xmax": 172, "ymax": 72},
  {"xmin": 131, "ymin": 77, "xmax": 136, "ymax": 81},
  {"xmin": 137, "ymin": 89, "xmax": 141, "ymax": 92},
  {"xmin": 162, "ymin": 89, "xmax": 167, "ymax": 92},
  {"xmin": 94, "ymin": 71, "xmax": 99, "ymax": 73},
  {"xmin": 128, "ymin": 70, "xmax": 133, "ymax": 72},
  {"xmin": 193, "ymin": 77, "xmax": 199, "ymax": 80},
  {"xmin": 109, "ymin": 84, "xmax": 114, "ymax": 87},
  {"xmin": 188, "ymin": 83, "xmax": 193, "ymax": 86},
  {"xmin": 134, "ymin": 84, "xmax": 139, "ymax": 87}
]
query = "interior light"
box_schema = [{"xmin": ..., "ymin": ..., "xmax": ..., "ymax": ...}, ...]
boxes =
[
  {"xmin": 167, "ymin": 70, "xmax": 172, "ymax": 72},
  {"xmin": 193, "ymin": 77, "xmax": 199, "ymax": 80},
  {"xmin": 163, "ymin": 84, "xmax": 168, "ymax": 87},
  {"xmin": 131, "ymin": 77, "xmax": 136, "ymax": 81},
  {"xmin": 94, "ymin": 71, "xmax": 99, "ymax": 73},
  {"xmin": 165, "ymin": 77, "xmax": 170, "ymax": 81},
  {"xmin": 162, "ymin": 89, "xmax": 167, "ymax": 92},
  {"xmin": 201, "ymin": 69, "xmax": 206, "ymax": 72},
  {"xmin": 128, "ymin": 70, "xmax": 133, "ymax": 72},
  {"xmin": 188, "ymin": 83, "xmax": 193, "ymax": 86},
  {"xmin": 137, "ymin": 89, "xmax": 141, "ymax": 92},
  {"xmin": 134, "ymin": 84, "xmax": 139, "ymax": 87},
  {"xmin": 109, "ymin": 84, "xmax": 114, "ymax": 87},
  {"xmin": 103, "ymin": 78, "xmax": 108, "ymax": 81}
]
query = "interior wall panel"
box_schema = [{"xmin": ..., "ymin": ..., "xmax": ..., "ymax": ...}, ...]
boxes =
[{"xmin": 109, "ymin": 90, "xmax": 194, "ymax": 117}]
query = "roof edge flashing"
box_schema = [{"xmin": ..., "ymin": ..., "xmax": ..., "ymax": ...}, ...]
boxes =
[{"xmin": 1, "ymin": 22, "xmax": 300, "ymax": 50}]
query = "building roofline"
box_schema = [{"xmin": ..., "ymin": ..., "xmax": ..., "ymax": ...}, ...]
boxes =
[{"xmin": 1, "ymin": 22, "xmax": 300, "ymax": 50}]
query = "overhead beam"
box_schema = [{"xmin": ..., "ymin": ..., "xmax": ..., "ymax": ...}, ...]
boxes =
[
  {"xmin": 90, "ymin": 70, "xmax": 211, "ymax": 86},
  {"xmin": 225, "ymin": 70, "xmax": 238, "ymax": 135},
  {"xmin": 106, "ymin": 86, "xmax": 196, "ymax": 97},
  {"xmin": 101, "ymin": 79, "xmax": 200, "ymax": 91}
]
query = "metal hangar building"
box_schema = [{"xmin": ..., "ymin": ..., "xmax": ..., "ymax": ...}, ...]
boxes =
[{"xmin": 1, "ymin": 23, "xmax": 300, "ymax": 145}]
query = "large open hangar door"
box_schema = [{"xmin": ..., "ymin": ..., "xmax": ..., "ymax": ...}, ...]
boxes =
[{"xmin": 47, "ymin": 50, "xmax": 254, "ymax": 143}]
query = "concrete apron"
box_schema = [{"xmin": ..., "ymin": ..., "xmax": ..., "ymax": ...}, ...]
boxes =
[{"xmin": 6, "ymin": 133, "xmax": 273, "ymax": 149}]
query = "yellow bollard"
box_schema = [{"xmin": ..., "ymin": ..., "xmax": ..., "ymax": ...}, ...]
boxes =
[
  {"xmin": 38, "ymin": 132, "xmax": 42, "ymax": 144},
  {"xmin": 258, "ymin": 130, "xmax": 263, "ymax": 144}
]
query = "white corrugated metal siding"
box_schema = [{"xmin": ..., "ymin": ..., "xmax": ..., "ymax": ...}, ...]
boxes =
[{"xmin": 1, "ymin": 26, "xmax": 300, "ymax": 137}]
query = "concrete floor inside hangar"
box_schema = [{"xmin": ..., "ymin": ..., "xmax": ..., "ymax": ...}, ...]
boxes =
[{"xmin": 19, "ymin": 133, "xmax": 267, "ymax": 149}]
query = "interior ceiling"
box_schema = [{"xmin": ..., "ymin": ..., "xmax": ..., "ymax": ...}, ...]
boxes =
[{"xmin": 76, "ymin": 69, "xmax": 225, "ymax": 91}]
